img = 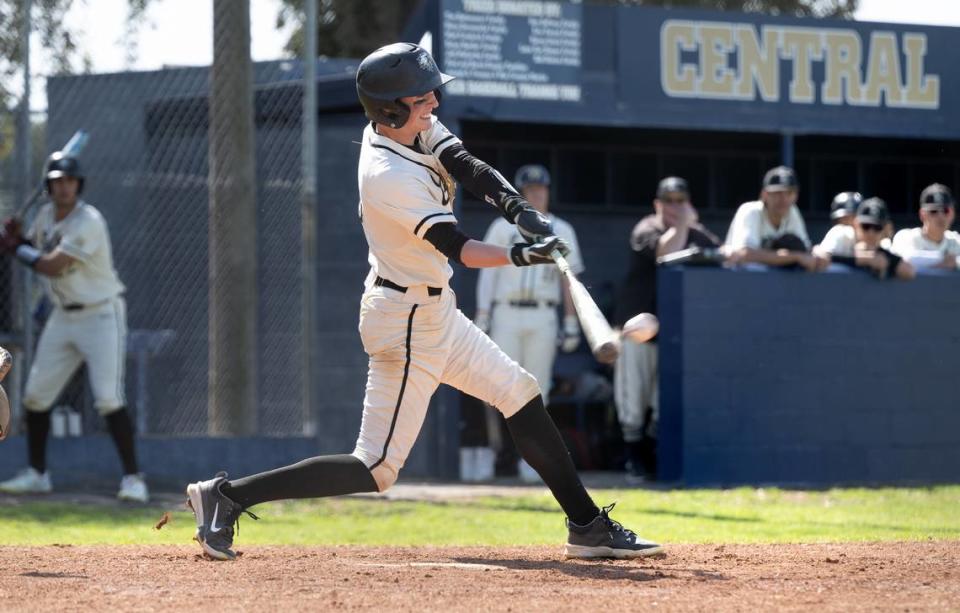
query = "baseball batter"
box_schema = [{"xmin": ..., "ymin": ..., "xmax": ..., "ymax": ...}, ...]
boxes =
[
  {"xmin": 474, "ymin": 164, "xmax": 583, "ymax": 479},
  {"xmin": 186, "ymin": 43, "xmax": 661, "ymax": 561},
  {"xmin": 0, "ymin": 153, "xmax": 147, "ymax": 502}
]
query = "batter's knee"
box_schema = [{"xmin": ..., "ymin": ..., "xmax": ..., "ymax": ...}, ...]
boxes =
[
  {"xmin": 491, "ymin": 369, "xmax": 541, "ymax": 419},
  {"xmin": 350, "ymin": 450, "xmax": 398, "ymax": 492}
]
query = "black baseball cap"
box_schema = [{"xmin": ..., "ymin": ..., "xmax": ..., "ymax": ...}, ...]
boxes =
[
  {"xmin": 514, "ymin": 164, "xmax": 551, "ymax": 190},
  {"xmin": 656, "ymin": 176, "xmax": 689, "ymax": 199},
  {"xmin": 856, "ymin": 197, "xmax": 890, "ymax": 226},
  {"xmin": 830, "ymin": 191, "xmax": 863, "ymax": 220},
  {"xmin": 920, "ymin": 183, "xmax": 954, "ymax": 209},
  {"xmin": 762, "ymin": 166, "xmax": 798, "ymax": 192}
]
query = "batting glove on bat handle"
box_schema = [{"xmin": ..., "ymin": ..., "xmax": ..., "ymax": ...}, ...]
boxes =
[
  {"xmin": 511, "ymin": 236, "xmax": 568, "ymax": 266},
  {"xmin": 513, "ymin": 205, "xmax": 554, "ymax": 243}
]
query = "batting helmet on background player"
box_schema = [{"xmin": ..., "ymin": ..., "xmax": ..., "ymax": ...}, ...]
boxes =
[
  {"xmin": 830, "ymin": 191, "xmax": 863, "ymax": 220},
  {"xmin": 514, "ymin": 164, "xmax": 551, "ymax": 190},
  {"xmin": 356, "ymin": 43, "xmax": 455, "ymax": 129},
  {"xmin": 46, "ymin": 151, "xmax": 84, "ymax": 194}
]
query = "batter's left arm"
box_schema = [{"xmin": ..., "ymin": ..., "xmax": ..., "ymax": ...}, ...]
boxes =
[{"xmin": 438, "ymin": 145, "xmax": 554, "ymax": 241}]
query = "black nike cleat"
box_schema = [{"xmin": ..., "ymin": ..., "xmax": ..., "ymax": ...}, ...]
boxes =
[
  {"xmin": 185, "ymin": 472, "xmax": 257, "ymax": 561},
  {"xmin": 565, "ymin": 502, "xmax": 663, "ymax": 559}
]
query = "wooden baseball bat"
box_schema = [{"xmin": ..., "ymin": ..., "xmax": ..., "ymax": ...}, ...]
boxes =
[{"xmin": 553, "ymin": 251, "xmax": 620, "ymax": 364}]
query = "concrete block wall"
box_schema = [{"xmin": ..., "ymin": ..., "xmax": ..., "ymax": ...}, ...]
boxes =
[{"xmin": 659, "ymin": 265, "xmax": 960, "ymax": 486}]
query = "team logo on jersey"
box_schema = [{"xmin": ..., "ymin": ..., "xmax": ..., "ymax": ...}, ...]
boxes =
[{"xmin": 429, "ymin": 168, "xmax": 455, "ymax": 208}]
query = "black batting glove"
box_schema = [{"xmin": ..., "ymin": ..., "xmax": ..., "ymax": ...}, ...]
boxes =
[
  {"xmin": 510, "ymin": 236, "xmax": 569, "ymax": 266},
  {"xmin": 507, "ymin": 197, "xmax": 553, "ymax": 243}
]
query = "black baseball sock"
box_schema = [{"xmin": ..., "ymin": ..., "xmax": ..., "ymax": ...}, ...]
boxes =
[
  {"xmin": 27, "ymin": 410, "xmax": 51, "ymax": 474},
  {"xmin": 222, "ymin": 454, "xmax": 378, "ymax": 509},
  {"xmin": 104, "ymin": 409, "xmax": 139, "ymax": 475},
  {"xmin": 506, "ymin": 395, "xmax": 600, "ymax": 526}
]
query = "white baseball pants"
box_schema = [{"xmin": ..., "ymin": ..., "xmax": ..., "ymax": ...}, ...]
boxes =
[
  {"xmin": 352, "ymin": 286, "xmax": 540, "ymax": 491},
  {"xmin": 613, "ymin": 338, "xmax": 658, "ymax": 442},
  {"xmin": 489, "ymin": 304, "xmax": 558, "ymax": 399},
  {"xmin": 24, "ymin": 297, "xmax": 127, "ymax": 415}
]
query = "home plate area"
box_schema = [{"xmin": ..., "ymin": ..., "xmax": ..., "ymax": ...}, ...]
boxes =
[{"xmin": 2, "ymin": 542, "xmax": 958, "ymax": 611}]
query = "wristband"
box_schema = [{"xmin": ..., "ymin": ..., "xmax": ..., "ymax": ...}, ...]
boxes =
[
  {"xmin": 510, "ymin": 244, "xmax": 528, "ymax": 266},
  {"xmin": 15, "ymin": 244, "xmax": 41, "ymax": 268}
]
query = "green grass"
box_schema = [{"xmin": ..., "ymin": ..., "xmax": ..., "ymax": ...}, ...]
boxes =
[{"xmin": 1, "ymin": 486, "xmax": 958, "ymax": 546}]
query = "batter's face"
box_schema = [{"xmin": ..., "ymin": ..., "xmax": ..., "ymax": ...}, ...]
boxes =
[
  {"xmin": 400, "ymin": 90, "xmax": 439, "ymax": 133},
  {"xmin": 48, "ymin": 177, "xmax": 80, "ymax": 207},
  {"xmin": 521, "ymin": 183, "xmax": 549, "ymax": 213}
]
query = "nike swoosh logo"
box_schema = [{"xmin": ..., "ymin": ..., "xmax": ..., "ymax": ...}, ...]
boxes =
[{"xmin": 209, "ymin": 501, "xmax": 222, "ymax": 533}]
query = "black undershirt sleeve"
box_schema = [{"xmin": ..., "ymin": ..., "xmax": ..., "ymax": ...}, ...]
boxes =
[
  {"xmin": 878, "ymin": 247, "xmax": 903, "ymax": 277},
  {"xmin": 423, "ymin": 222, "xmax": 471, "ymax": 264},
  {"xmin": 438, "ymin": 143, "xmax": 526, "ymax": 222},
  {"xmin": 830, "ymin": 254, "xmax": 857, "ymax": 267}
]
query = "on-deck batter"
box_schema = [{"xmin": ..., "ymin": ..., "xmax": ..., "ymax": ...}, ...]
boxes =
[
  {"xmin": 0, "ymin": 152, "xmax": 147, "ymax": 502},
  {"xmin": 185, "ymin": 43, "xmax": 662, "ymax": 562}
]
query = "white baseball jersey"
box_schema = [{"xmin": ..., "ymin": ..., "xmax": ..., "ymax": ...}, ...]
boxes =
[
  {"xmin": 817, "ymin": 225, "xmax": 893, "ymax": 257},
  {"xmin": 24, "ymin": 200, "xmax": 127, "ymax": 414},
  {"xmin": 351, "ymin": 118, "xmax": 540, "ymax": 492},
  {"xmin": 28, "ymin": 200, "xmax": 125, "ymax": 308},
  {"xmin": 725, "ymin": 200, "xmax": 811, "ymax": 250},
  {"xmin": 476, "ymin": 215, "xmax": 584, "ymax": 311},
  {"xmin": 892, "ymin": 227, "xmax": 960, "ymax": 265},
  {"xmin": 358, "ymin": 117, "xmax": 462, "ymax": 289}
]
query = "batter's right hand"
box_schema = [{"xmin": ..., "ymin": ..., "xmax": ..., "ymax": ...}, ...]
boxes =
[
  {"xmin": 510, "ymin": 236, "xmax": 569, "ymax": 266},
  {"xmin": 0, "ymin": 217, "xmax": 25, "ymax": 254}
]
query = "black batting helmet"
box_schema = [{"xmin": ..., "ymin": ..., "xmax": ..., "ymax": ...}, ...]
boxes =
[
  {"xmin": 46, "ymin": 151, "xmax": 84, "ymax": 194},
  {"xmin": 830, "ymin": 191, "xmax": 863, "ymax": 220},
  {"xmin": 356, "ymin": 43, "xmax": 455, "ymax": 129}
]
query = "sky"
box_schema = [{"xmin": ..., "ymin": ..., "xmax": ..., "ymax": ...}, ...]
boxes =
[{"xmin": 17, "ymin": 0, "xmax": 960, "ymax": 110}]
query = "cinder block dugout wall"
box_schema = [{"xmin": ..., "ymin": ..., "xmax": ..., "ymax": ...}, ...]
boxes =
[{"xmin": 658, "ymin": 266, "xmax": 960, "ymax": 486}]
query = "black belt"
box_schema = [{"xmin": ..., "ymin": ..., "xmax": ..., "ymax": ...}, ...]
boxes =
[
  {"xmin": 508, "ymin": 299, "xmax": 558, "ymax": 308},
  {"xmin": 62, "ymin": 297, "xmax": 117, "ymax": 311},
  {"xmin": 375, "ymin": 276, "xmax": 442, "ymax": 297}
]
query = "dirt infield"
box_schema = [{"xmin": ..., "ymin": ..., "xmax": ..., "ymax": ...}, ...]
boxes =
[{"xmin": 1, "ymin": 542, "xmax": 957, "ymax": 611}]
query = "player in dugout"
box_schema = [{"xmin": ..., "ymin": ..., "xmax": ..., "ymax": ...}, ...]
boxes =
[{"xmin": 723, "ymin": 166, "xmax": 830, "ymax": 272}]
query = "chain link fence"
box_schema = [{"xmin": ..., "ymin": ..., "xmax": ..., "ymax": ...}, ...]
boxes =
[{"xmin": 3, "ymin": 4, "xmax": 316, "ymax": 437}]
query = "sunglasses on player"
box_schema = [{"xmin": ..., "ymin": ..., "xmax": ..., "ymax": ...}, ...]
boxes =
[
  {"xmin": 925, "ymin": 207, "xmax": 952, "ymax": 215},
  {"xmin": 859, "ymin": 223, "xmax": 883, "ymax": 232}
]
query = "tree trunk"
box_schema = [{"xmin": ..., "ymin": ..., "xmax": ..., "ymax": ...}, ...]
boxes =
[{"xmin": 208, "ymin": 0, "xmax": 258, "ymax": 435}]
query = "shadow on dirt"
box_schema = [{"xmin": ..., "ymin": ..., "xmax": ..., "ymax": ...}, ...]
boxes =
[
  {"xmin": 21, "ymin": 571, "xmax": 89, "ymax": 579},
  {"xmin": 452, "ymin": 555, "xmax": 728, "ymax": 583}
]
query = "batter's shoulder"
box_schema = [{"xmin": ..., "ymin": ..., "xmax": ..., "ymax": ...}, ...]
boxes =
[{"xmin": 76, "ymin": 202, "xmax": 109, "ymax": 226}]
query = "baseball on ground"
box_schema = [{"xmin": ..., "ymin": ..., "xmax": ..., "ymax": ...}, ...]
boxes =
[{"xmin": 622, "ymin": 313, "xmax": 659, "ymax": 343}]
